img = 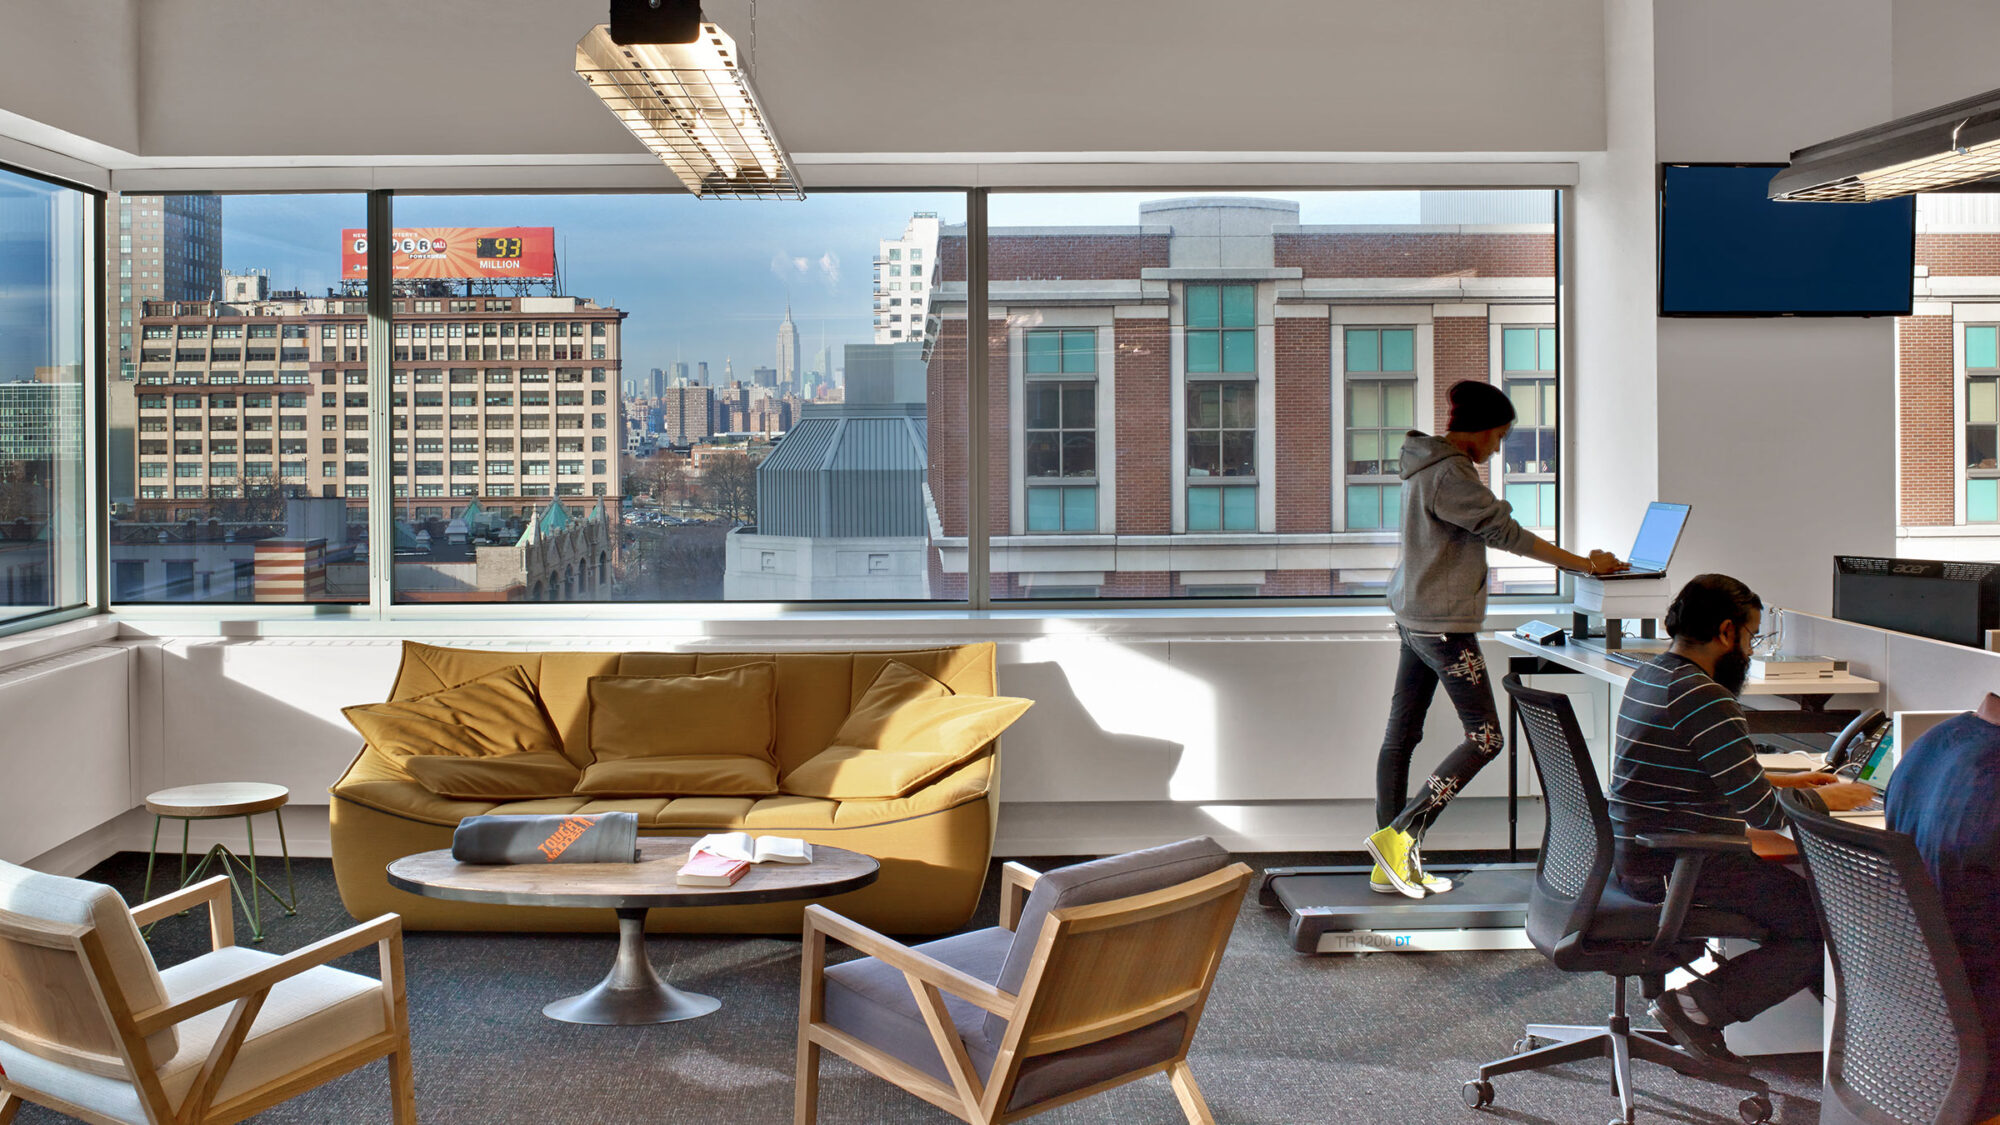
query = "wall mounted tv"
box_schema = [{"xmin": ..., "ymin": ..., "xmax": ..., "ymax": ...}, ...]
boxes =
[{"xmin": 1658, "ymin": 163, "xmax": 1915, "ymax": 317}]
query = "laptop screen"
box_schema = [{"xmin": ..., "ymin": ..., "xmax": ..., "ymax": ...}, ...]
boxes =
[{"xmin": 1628, "ymin": 502, "xmax": 1692, "ymax": 572}]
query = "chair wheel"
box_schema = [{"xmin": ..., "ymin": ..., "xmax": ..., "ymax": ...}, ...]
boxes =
[
  {"xmin": 1738, "ymin": 1093, "xmax": 1772, "ymax": 1124},
  {"xmin": 1461, "ymin": 1080, "xmax": 1494, "ymax": 1109},
  {"xmin": 1514, "ymin": 1036, "xmax": 1542, "ymax": 1054}
]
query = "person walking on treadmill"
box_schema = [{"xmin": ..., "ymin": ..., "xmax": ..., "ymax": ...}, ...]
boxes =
[{"xmin": 1364, "ymin": 380, "xmax": 1627, "ymax": 898}]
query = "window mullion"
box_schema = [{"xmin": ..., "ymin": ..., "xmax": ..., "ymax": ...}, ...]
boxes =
[
  {"xmin": 966, "ymin": 189, "xmax": 989, "ymax": 609},
  {"xmin": 366, "ymin": 191, "xmax": 393, "ymax": 616}
]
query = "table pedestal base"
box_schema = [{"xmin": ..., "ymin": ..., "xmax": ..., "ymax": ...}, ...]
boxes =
[{"xmin": 542, "ymin": 907, "xmax": 720, "ymax": 1026}]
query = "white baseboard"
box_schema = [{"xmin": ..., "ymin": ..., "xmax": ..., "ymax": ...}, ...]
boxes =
[{"xmin": 29, "ymin": 805, "xmax": 333, "ymax": 877}]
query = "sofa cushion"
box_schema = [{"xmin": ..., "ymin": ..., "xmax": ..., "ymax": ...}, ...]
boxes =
[
  {"xmin": 828, "ymin": 660, "xmax": 954, "ymax": 746},
  {"xmin": 404, "ymin": 751, "xmax": 581, "ymax": 800},
  {"xmin": 389, "ymin": 641, "xmax": 543, "ymax": 702},
  {"xmin": 784, "ymin": 691, "xmax": 1032, "ymax": 801},
  {"xmin": 343, "ymin": 665, "xmax": 562, "ymax": 762},
  {"xmin": 986, "ymin": 837, "xmax": 1230, "ymax": 1040},
  {"xmin": 572, "ymin": 756, "xmax": 779, "ymax": 798},
  {"xmin": 588, "ymin": 664, "xmax": 777, "ymax": 763}
]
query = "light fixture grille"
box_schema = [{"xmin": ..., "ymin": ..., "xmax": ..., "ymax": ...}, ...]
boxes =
[
  {"xmin": 1775, "ymin": 141, "xmax": 2000, "ymax": 202},
  {"xmin": 577, "ymin": 24, "xmax": 803, "ymax": 200}
]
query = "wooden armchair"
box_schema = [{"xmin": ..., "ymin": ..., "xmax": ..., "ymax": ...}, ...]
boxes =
[
  {"xmin": 796, "ymin": 838, "xmax": 1252, "ymax": 1124},
  {"xmin": 0, "ymin": 860, "xmax": 414, "ymax": 1125}
]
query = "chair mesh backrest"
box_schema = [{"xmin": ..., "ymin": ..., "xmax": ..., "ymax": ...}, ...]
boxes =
[
  {"xmin": 1786, "ymin": 794, "xmax": 1987, "ymax": 1125},
  {"xmin": 1504, "ymin": 676, "xmax": 1613, "ymax": 949}
]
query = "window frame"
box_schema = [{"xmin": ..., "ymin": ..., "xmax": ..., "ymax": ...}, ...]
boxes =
[{"xmin": 70, "ymin": 183, "xmax": 1571, "ymax": 625}]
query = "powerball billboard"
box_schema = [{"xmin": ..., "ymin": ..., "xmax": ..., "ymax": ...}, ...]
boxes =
[{"xmin": 341, "ymin": 227, "xmax": 555, "ymax": 280}]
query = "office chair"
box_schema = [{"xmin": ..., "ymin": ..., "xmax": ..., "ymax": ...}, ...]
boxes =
[
  {"xmin": 1469, "ymin": 675, "xmax": 1772, "ymax": 1125},
  {"xmin": 1779, "ymin": 790, "xmax": 1989, "ymax": 1125}
]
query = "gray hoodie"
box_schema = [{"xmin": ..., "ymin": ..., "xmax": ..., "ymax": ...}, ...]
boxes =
[{"xmin": 1385, "ymin": 431, "xmax": 1534, "ymax": 633}]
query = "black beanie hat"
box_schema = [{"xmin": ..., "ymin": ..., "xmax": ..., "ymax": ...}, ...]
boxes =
[{"xmin": 1447, "ymin": 380, "xmax": 1515, "ymax": 434}]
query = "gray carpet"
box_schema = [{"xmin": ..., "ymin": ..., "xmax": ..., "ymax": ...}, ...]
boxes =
[{"xmin": 14, "ymin": 851, "xmax": 1825, "ymax": 1124}]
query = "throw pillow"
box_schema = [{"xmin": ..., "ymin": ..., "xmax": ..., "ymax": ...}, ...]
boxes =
[
  {"xmin": 404, "ymin": 751, "xmax": 582, "ymax": 800},
  {"xmin": 343, "ymin": 665, "xmax": 562, "ymax": 761},
  {"xmin": 783, "ymin": 692, "xmax": 1032, "ymax": 800},
  {"xmin": 573, "ymin": 756, "xmax": 779, "ymax": 797},
  {"xmin": 588, "ymin": 663, "xmax": 778, "ymax": 763},
  {"xmin": 830, "ymin": 659, "xmax": 954, "ymax": 745}
]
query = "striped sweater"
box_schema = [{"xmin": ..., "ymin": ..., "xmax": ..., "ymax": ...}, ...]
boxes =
[{"xmin": 1608, "ymin": 653, "xmax": 1782, "ymax": 884}]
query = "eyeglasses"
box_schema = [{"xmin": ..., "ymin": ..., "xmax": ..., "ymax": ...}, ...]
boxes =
[{"xmin": 1747, "ymin": 631, "xmax": 1775, "ymax": 650}]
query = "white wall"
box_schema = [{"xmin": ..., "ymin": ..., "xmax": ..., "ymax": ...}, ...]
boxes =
[
  {"xmin": 7, "ymin": 0, "xmax": 1607, "ymax": 162},
  {"xmin": 0, "ymin": 647, "xmax": 133, "ymax": 866},
  {"xmin": 1651, "ymin": 0, "xmax": 1898, "ymax": 614},
  {"xmin": 1892, "ymin": 0, "xmax": 2000, "ymax": 116}
]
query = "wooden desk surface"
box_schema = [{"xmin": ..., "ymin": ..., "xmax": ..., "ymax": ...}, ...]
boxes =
[{"xmin": 1491, "ymin": 631, "xmax": 1882, "ymax": 696}]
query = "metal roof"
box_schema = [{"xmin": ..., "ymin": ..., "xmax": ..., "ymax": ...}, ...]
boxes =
[{"xmin": 756, "ymin": 403, "xmax": 927, "ymax": 538}]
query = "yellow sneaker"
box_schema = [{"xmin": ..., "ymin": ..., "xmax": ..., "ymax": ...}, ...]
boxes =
[
  {"xmin": 1409, "ymin": 845, "xmax": 1454, "ymax": 894},
  {"xmin": 1369, "ymin": 860, "xmax": 1454, "ymax": 895},
  {"xmin": 1364, "ymin": 827, "xmax": 1425, "ymax": 899}
]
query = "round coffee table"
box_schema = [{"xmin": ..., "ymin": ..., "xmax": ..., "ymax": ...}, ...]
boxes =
[{"xmin": 386, "ymin": 837, "xmax": 878, "ymax": 1026}]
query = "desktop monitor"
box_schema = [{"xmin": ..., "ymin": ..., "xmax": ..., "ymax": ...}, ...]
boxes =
[{"xmin": 1832, "ymin": 556, "xmax": 2000, "ymax": 648}]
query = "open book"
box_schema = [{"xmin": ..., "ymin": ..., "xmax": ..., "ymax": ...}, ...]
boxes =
[{"xmin": 686, "ymin": 832, "xmax": 813, "ymax": 866}]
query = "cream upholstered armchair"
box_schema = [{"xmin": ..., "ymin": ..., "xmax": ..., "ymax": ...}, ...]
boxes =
[
  {"xmin": 0, "ymin": 860, "xmax": 414, "ymax": 1125},
  {"xmin": 795, "ymin": 837, "xmax": 1252, "ymax": 1125}
]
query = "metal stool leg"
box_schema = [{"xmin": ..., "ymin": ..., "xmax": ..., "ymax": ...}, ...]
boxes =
[
  {"xmin": 141, "ymin": 816, "xmax": 164, "ymax": 903},
  {"xmin": 178, "ymin": 819, "xmax": 191, "ymax": 888},
  {"xmin": 274, "ymin": 805, "xmax": 296, "ymax": 915},
  {"xmin": 244, "ymin": 814, "xmax": 263, "ymax": 942}
]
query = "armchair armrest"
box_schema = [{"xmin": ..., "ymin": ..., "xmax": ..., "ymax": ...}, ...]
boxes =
[
  {"xmin": 801, "ymin": 905, "xmax": 1018, "ymax": 1020},
  {"xmin": 131, "ymin": 875, "xmax": 235, "ymax": 951},
  {"xmin": 998, "ymin": 861, "xmax": 1040, "ymax": 932},
  {"xmin": 130, "ymin": 913, "xmax": 404, "ymax": 1037},
  {"xmin": 1630, "ymin": 834, "xmax": 1751, "ymax": 960}
]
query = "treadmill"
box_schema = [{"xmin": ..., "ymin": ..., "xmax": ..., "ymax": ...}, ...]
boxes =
[{"xmin": 1261, "ymin": 653, "xmax": 1548, "ymax": 954}]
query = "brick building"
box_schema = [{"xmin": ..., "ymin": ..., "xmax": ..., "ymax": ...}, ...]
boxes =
[
  {"xmin": 922, "ymin": 196, "xmax": 1558, "ymax": 598},
  {"xmin": 125, "ymin": 288, "xmax": 626, "ymax": 528},
  {"xmin": 1898, "ymin": 195, "xmax": 2000, "ymax": 562}
]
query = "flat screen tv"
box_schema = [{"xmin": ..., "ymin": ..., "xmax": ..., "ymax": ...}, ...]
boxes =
[{"xmin": 1658, "ymin": 163, "xmax": 1915, "ymax": 317}]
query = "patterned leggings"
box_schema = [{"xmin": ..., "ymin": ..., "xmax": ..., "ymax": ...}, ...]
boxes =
[{"xmin": 1376, "ymin": 626, "xmax": 1505, "ymax": 839}]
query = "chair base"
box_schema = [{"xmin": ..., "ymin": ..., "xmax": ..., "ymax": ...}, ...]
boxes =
[{"xmin": 1468, "ymin": 978, "xmax": 1771, "ymax": 1125}]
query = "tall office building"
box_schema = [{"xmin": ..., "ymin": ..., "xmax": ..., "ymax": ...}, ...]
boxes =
[
  {"xmin": 752, "ymin": 365, "xmax": 778, "ymax": 389},
  {"xmin": 694, "ymin": 361, "xmax": 708, "ymax": 386},
  {"xmin": 873, "ymin": 212, "xmax": 940, "ymax": 345},
  {"xmin": 106, "ymin": 194, "xmax": 222, "ymax": 509},
  {"xmin": 648, "ymin": 367, "xmax": 666, "ymax": 399},
  {"xmin": 659, "ymin": 385, "xmax": 713, "ymax": 446},
  {"xmin": 132, "ymin": 290, "xmax": 626, "ymax": 521},
  {"xmin": 672, "ymin": 361, "xmax": 690, "ymax": 387},
  {"xmin": 776, "ymin": 303, "xmax": 799, "ymax": 389},
  {"xmin": 816, "ymin": 344, "xmax": 837, "ymax": 392}
]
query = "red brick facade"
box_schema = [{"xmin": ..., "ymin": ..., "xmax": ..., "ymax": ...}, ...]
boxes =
[
  {"xmin": 926, "ymin": 215, "xmax": 1556, "ymax": 598},
  {"xmin": 1274, "ymin": 317, "xmax": 1332, "ymax": 534},
  {"xmin": 1274, "ymin": 232, "xmax": 1555, "ymax": 279},
  {"xmin": 1916, "ymin": 233, "xmax": 2000, "ymax": 277},
  {"xmin": 1898, "ymin": 314, "xmax": 1955, "ymax": 526}
]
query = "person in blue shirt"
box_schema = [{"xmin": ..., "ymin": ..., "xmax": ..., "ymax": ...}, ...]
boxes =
[{"xmin": 1885, "ymin": 695, "xmax": 2000, "ymax": 1122}]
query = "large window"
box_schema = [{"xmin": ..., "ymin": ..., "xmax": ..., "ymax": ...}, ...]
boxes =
[
  {"xmin": 1967, "ymin": 324, "xmax": 1998, "ymax": 523},
  {"xmin": 1500, "ymin": 325, "xmax": 1558, "ymax": 529},
  {"xmin": 109, "ymin": 194, "xmax": 367, "ymax": 604},
  {"xmin": 1022, "ymin": 328, "xmax": 1097, "ymax": 533},
  {"xmin": 0, "ymin": 166, "xmax": 91, "ymax": 625},
  {"xmin": 978, "ymin": 190, "xmax": 1559, "ymax": 599},
  {"xmin": 1344, "ymin": 327, "xmax": 1416, "ymax": 531},
  {"xmin": 387, "ymin": 192, "xmax": 963, "ymax": 603}
]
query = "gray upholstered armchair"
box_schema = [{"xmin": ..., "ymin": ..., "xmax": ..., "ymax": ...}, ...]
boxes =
[{"xmin": 794, "ymin": 837, "xmax": 1251, "ymax": 1124}]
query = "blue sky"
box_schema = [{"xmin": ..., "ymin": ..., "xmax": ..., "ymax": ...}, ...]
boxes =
[{"xmin": 220, "ymin": 189, "xmax": 1460, "ymax": 383}]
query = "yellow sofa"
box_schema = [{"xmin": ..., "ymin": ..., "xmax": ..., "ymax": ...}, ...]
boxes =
[{"xmin": 329, "ymin": 641, "xmax": 1002, "ymax": 935}]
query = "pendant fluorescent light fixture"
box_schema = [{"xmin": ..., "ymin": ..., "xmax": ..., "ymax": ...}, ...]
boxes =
[
  {"xmin": 1771, "ymin": 86, "xmax": 2000, "ymax": 202},
  {"xmin": 576, "ymin": 0, "xmax": 802, "ymax": 199}
]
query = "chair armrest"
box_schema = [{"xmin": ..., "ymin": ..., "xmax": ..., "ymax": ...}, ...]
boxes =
[
  {"xmin": 129, "ymin": 913, "xmax": 403, "ymax": 1036},
  {"xmin": 802, "ymin": 905, "xmax": 1018, "ymax": 1020},
  {"xmin": 131, "ymin": 875, "xmax": 235, "ymax": 951},
  {"xmin": 1634, "ymin": 832, "xmax": 1753, "ymax": 854},
  {"xmin": 998, "ymin": 861, "xmax": 1040, "ymax": 932}
]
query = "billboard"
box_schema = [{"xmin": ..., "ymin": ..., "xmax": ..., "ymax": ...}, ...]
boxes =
[{"xmin": 341, "ymin": 227, "xmax": 555, "ymax": 280}]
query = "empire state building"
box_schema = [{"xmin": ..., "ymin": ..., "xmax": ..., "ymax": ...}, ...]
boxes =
[{"xmin": 775, "ymin": 302, "xmax": 800, "ymax": 390}]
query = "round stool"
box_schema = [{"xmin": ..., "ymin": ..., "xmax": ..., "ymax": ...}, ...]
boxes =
[{"xmin": 142, "ymin": 783, "xmax": 297, "ymax": 943}]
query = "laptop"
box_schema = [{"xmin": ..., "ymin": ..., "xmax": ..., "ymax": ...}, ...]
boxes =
[
  {"xmin": 1593, "ymin": 501, "xmax": 1693, "ymax": 580},
  {"xmin": 1830, "ymin": 733, "xmax": 1893, "ymax": 819}
]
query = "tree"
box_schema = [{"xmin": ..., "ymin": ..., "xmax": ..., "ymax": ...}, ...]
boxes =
[{"xmin": 701, "ymin": 451, "xmax": 759, "ymax": 525}]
